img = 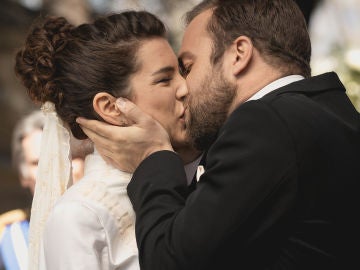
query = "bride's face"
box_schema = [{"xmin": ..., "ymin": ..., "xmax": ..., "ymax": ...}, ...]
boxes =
[{"xmin": 129, "ymin": 38, "xmax": 190, "ymax": 150}]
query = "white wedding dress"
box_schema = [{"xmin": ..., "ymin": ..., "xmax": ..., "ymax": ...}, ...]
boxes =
[{"xmin": 40, "ymin": 150, "xmax": 139, "ymax": 269}]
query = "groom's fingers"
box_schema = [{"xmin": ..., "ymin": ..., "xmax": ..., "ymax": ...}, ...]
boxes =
[
  {"xmin": 77, "ymin": 99, "xmax": 154, "ymax": 142},
  {"xmin": 76, "ymin": 118, "xmax": 121, "ymax": 156},
  {"xmin": 77, "ymin": 117, "xmax": 138, "ymax": 157},
  {"xmin": 77, "ymin": 118, "xmax": 132, "ymax": 146},
  {"xmin": 116, "ymin": 98, "xmax": 152, "ymax": 125},
  {"xmin": 77, "ymin": 118, "xmax": 115, "ymax": 139},
  {"xmin": 76, "ymin": 100, "xmax": 172, "ymax": 171}
]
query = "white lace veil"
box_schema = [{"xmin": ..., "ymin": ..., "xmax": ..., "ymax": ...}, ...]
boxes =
[{"xmin": 28, "ymin": 101, "xmax": 72, "ymax": 270}]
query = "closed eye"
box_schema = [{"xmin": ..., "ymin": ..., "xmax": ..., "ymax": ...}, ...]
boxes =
[
  {"xmin": 156, "ymin": 77, "xmax": 172, "ymax": 85},
  {"xmin": 152, "ymin": 66, "xmax": 175, "ymax": 85},
  {"xmin": 179, "ymin": 62, "xmax": 192, "ymax": 78}
]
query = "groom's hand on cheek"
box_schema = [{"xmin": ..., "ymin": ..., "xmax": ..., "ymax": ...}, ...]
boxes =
[{"xmin": 76, "ymin": 98, "xmax": 174, "ymax": 173}]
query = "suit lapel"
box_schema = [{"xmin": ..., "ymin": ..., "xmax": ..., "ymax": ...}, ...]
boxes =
[{"xmin": 188, "ymin": 151, "xmax": 207, "ymax": 192}]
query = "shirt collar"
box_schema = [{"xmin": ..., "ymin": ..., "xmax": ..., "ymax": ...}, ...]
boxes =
[
  {"xmin": 247, "ymin": 75, "xmax": 305, "ymax": 102},
  {"xmin": 184, "ymin": 154, "xmax": 203, "ymax": 185},
  {"xmin": 83, "ymin": 148, "xmax": 132, "ymax": 186}
]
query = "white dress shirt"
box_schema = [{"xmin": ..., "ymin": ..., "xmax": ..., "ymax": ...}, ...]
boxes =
[{"xmin": 247, "ymin": 75, "xmax": 305, "ymax": 101}]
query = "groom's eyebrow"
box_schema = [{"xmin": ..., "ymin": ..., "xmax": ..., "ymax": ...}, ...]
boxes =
[
  {"xmin": 178, "ymin": 51, "xmax": 195, "ymax": 63},
  {"xmin": 151, "ymin": 66, "xmax": 175, "ymax": 76}
]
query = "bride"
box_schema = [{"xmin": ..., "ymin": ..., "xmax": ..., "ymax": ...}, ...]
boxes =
[{"xmin": 15, "ymin": 11, "xmax": 201, "ymax": 270}]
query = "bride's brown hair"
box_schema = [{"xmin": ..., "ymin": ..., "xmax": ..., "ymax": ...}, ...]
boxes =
[{"xmin": 15, "ymin": 11, "xmax": 166, "ymax": 139}]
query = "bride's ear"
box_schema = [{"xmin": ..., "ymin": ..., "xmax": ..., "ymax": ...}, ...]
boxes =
[{"xmin": 93, "ymin": 92, "xmax": 124, "ymax": 126}]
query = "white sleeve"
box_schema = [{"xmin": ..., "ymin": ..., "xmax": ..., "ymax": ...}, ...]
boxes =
[{"xmin": 43, "ymin": 200, "xmax": 106, "ymax": 270}]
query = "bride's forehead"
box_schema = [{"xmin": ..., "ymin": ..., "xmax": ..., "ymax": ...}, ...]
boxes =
[
  {"xmin": 137, "ymin": 39, "xmax": 177, "ymax": 64},
  {"xmin": 137, "ymin": 38, "xmax": 176, "ymax": 58}
]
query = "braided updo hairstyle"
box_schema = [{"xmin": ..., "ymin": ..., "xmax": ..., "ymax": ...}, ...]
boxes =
[{"xmin": 15, "ymin": 11, "xmax": 166, "ymax": 139}]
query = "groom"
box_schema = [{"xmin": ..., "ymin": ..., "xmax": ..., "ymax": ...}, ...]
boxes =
[{"xmin": 78, "ymin": 0, "xmax": 360, "ymax": 269}]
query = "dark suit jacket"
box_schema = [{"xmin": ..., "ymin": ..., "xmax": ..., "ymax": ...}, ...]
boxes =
[{"xmin": 127, "ymin": 72, "xmax": 360, "ymax": 270}]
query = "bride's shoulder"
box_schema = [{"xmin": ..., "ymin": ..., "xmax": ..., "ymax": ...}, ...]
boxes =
[
  {"xmin": 45, "ymin": 180, "xmax": 108, "ymax": 228},
  {"xmin": 53, "ymin": 179, "xmax": 107, "ymax": 209}
]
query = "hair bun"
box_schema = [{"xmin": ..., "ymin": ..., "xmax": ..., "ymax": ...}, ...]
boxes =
[{"xmin": 15, "ymin": 16, "xmax": 73, "ymax": 104}]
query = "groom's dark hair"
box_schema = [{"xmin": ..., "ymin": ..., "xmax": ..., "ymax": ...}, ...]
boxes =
[{"xmin": 185, "ymin": 0, "xmax": 311, "ymax": 77}]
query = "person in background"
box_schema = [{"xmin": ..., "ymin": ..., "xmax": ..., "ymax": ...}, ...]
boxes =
[
  {"xmin": 0, "ymin": 111, "xmax": 43, "ymax": 270},
  {"xmin": 0, "ymin": 110, "xmax": 90, "ymax": 270}
]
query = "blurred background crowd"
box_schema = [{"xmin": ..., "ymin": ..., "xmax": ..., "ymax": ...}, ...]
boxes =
[{"xmin": 0, "ymin": 0, "xmax": 359, "ymax": 222}]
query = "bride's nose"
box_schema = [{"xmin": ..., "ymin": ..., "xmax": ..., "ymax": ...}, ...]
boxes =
[{"xmin": 176, "ymin": 79, "xmax": 188, "ymax": 100}]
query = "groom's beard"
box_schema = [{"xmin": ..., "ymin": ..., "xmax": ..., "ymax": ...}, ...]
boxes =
[{"xmin": 186, "ymin": 70, "xmax": 237, "ymax": 151}]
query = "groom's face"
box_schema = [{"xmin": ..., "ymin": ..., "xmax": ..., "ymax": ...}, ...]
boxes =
[{"xmin": 178, "ymin": 10, "xmax": 237, "ymax": 150}]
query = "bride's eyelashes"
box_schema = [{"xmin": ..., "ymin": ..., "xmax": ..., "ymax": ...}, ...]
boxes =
[{"xmin": 156, "ymin": 77, "xmax": 172, "ymax": 85}]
